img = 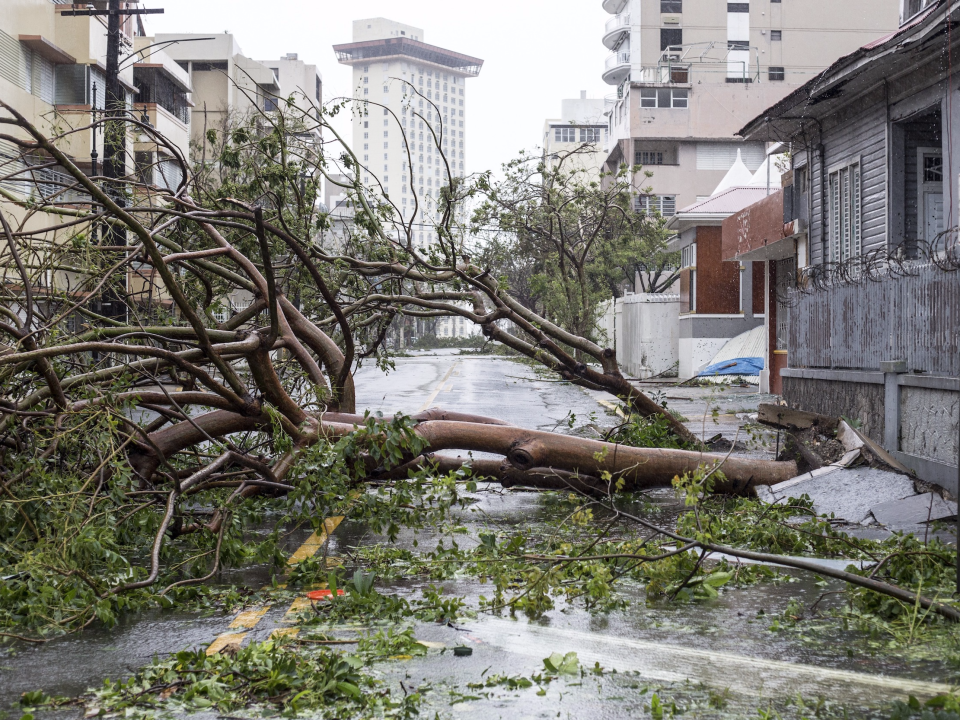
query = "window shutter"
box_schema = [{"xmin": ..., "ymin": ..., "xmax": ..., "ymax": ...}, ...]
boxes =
[
  {"xmin": 829, "ymin": 171, "xmax": 840, "ymax": 263},
  {"xmin": 852, "ymin": 165, "xmax": 861, "ymax": 257}
]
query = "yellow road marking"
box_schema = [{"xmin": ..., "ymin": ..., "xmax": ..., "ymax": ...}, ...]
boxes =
[
  {"xmin": 206, "ymin": 631, "xmax": 248, "ymax": 656},
  {"xmin": 597, "ymin": 399, "xmax": 627, "ymax": 419},
  {"xmin": 417, "ymin": 362, "xmax": 459, "ymax": 412},
  {"xmin": 287, "ymin": 516, "xmax": 345, "ymax": 565},
  {"xmin": 282, "ymin": 596, "xmax": 317, "ymax": 624},
  {"xmin": 229, "ymin": 606, "xmax": 270, "ymax": 630},
  {"xmin": 270, "ymin": 627, "xmax": 300, "ymax": 640}
]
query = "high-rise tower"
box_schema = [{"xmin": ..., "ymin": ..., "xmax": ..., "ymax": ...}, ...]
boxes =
[
  {"xmin": 599, "ymin": 0, "xmax": 901, "ymax": 213},
  {"xmin": 334, "ymin": 19, "xmax": 483, "ymax": 245}
]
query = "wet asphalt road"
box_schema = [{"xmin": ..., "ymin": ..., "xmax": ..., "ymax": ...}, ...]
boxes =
[{"xmin": 2, "ymin": 351, "xmax": 956, "ymax": 717}]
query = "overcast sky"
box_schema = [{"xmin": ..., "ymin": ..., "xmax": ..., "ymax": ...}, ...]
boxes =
[{"xmin": 147, "ymin": 0, "xmax": 612, "ymax": 178}]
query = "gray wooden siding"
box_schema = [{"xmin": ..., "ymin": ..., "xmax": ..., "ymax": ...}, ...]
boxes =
[{"xmin": 805, "ymin": 92, "xmax": 888, "ymax": 265}]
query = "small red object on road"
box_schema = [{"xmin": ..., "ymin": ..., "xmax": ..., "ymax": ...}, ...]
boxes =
[{"xmin": 306, "ymin": 589, "xmax": 345, "ymax": 600}]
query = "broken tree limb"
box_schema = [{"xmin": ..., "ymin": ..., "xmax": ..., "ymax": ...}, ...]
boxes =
[{"xmin": 409, "ymin": 420, "xmax": 796, "ymax": 491}]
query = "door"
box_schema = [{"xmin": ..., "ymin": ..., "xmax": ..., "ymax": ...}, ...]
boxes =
[
  {"xmin": 923, "ymin": 191, "xmax": 944, "ymax": 244},
  {"xmin": 918, "ymin": 148, "xmax": 943, "ymax": 244}
]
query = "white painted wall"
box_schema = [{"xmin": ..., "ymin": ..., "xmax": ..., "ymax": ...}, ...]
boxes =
[
  {"xmin": 679, "ymin": 336, "xmax": 729, "ymax": 379},
  {"xmin": 609, "ymin": 294, "xmax": 681, "ymax": 378}
]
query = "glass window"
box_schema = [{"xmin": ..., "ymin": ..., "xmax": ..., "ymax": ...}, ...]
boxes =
[
  {"xmin": 636, "ymin": 151, "xmax": 664, "ymax": 165},
  {"xmin": 769, "ymin": 67, "xmax": 785, "ymax": 81},
  {"xmin": 771, "ymin": 30, "xmax": 782, "ymax": 41},
  {"xmin": 554, "ymin": 127, "xmax": 577, "ymax": 142},
  {"xmin": 672, "ymin": 89, "xmax": 688, "ymax": 108},
  {"xmin": 661, "ymin": 28, "xmax": 683, "ymax": 51},
  {"xmin": 661, "ymin": 0, "xmax": 682, "ymax": 11},
  {"xmin": 580, "ymin": 128, "xmax": 602, "ymax": 142}
]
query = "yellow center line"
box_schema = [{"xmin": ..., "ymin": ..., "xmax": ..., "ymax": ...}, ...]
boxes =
[
  {"xmin": 270, "ymin": 627, "xmax": 300, "ymax": 640},
  {"xmin": 597, "ymin": 399, "xmax": 627, "ymax": 419},
  {"xmin": 229, "ymin": 606, "xmax": 270, "ymax": 630},
  {"xmin": 287, "ymin": 516, "xmax": 345, "ymax": 565},
  {"xmin": 282, "ymin": 595, "xmax": 318, "ymax": 624},
  {"xmin": 206, "ymin": 631, "xmax": 248, "ymax": 656},
  {"xmin": 417, "ymin": 362, "xmax": 459, "ymax": 412}
]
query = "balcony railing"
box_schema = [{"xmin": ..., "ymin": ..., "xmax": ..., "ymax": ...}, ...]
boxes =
[
  {"xmin": 605, "ymin": 13, "xmax": 631, "ymax": 34},
  {"xmin": 605, "ymin": 52, "xmax": 631, "ymax": 71}
]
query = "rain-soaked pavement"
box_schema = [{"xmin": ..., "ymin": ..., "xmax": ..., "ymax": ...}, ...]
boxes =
[{"xmin": 2, "ymin": 350, "xmax": 958, "ymax": 718}]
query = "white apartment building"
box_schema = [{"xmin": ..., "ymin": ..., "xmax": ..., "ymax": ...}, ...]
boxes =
[
  {"xmin": 600, "ymin": 0, "xmax": 902, "ymax": 213},
  {"xmin": 155, "ymin": 34, "xmax": 322, "ymax": 155},
  {"xmin": 334, "ymin": 18, "xmax": 483, "ymax": 247},
  {"xmin": 543, "ymin": 92, "xmax": 609, "ymax": 177}
]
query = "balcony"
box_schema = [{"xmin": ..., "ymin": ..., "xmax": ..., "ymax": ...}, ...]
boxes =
[
  {"xmin": 602, "ymin": 51, "xmax": 631, "ymax": 85},
  {"xmin": 602, "ymin": 0, "xmax": 628, "ymax": 14},
  {"xmin": 603, "ymin": 13, "xmax": 631, "ymax": 49}
]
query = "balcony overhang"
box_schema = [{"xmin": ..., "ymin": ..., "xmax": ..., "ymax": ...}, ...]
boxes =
[
  {"xmin": 333, "ymin": 37, "xmax": 483, "ymax": 77},
  {"xmin": 602, "ymin": 64, "xmax": 630, "ymax": 86},
  {"xmin": 602, "ymin": 0, "xmax": 628, "ymax": 14},
  {"xmin": 133, "ymin": 63, "xmax": 192, "ymax": 93},
  {"xmin": 19, "ymin": 35, "xmax": 75, "ymax": 65},
  {"xmin": 721, "ymin": 189, "xmax": 800, "ymax": 261},
  {"xmin": 602, "ymin": 25, "xmax": 630, "ymax": 50}
]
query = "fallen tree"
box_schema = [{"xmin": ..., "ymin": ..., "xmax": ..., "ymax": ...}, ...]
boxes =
[{"xmin": 2, "ymin": 94, "xmax": 950, "ymax": 641}]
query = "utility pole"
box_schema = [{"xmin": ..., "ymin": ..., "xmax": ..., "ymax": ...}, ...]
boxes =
[{"xmin": 62, "ymin": 2, "xmax": 163, "ymax": 320}]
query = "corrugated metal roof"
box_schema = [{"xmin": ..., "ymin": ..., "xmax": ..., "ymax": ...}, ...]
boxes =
[{"xmin": 676, "ymin": 187, "xmax": 772, "ymax": 216}]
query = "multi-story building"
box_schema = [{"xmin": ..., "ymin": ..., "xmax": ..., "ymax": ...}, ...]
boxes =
[
  {"xmin": 600, "ymin": 0, "xmax": 901, "ymax": 214},
  {"xmin": 542, "ymin": 92, "xmax": 609, "ymax": 176},
  {"xmin": 333, "ymin": 18, "xmax": 483, "ymax": 247},
  {"xmin": 154, "ymin": 33, "xmax": 321, "ymax": 319},
  {"xmin": 1, "ymin": 1, "xmax": 190, "ymax": 315},
  {"xmin": 154, "ymin": 33, "xmax": 323, "ymax": 154}
]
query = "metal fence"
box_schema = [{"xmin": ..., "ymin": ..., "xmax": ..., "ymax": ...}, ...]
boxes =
[{"xmin": 789, "ymin": 262, "xmax": 960, "ymax": 375}]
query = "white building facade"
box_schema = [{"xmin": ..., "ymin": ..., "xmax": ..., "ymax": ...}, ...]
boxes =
[
  {"xmin": 543, "ymin": 92, "xmax": 609, "ymax": 177},
  {"xmin": 334, "ymin": 18, "xmax": 483, "ymax": 246}
]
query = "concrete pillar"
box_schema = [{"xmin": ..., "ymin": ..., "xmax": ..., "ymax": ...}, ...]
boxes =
[
  {"xmin": 759, "ymin": 260, "xmax": 771, "ymax": 394},
  {"xmin": 881, "ymin": 359, "xmax": 908, "ymax": 451}
]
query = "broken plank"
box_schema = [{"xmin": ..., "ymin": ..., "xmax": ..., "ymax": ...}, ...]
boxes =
[{"xmin": 758, "ymin": 404, "xmax": 839, "ymax": 433}]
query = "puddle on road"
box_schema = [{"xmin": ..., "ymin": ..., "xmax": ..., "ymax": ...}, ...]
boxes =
[{"xmin": 4, "ymin": 484, "xmax": 959, "ymax": 718}]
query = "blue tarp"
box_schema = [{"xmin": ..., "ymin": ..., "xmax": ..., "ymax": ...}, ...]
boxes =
[{"xmin": 699, "ymin": 356, "xmax": 765, "ymax": 377}]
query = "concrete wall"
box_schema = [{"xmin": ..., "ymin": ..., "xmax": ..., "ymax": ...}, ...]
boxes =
[
  {"xmin": 900, "ymin": 387, "xmax": 959, "ymax": 466},
  {"xmin": 618, "ymin": 294, "xmax": 681, "ymax": 378},
  {"xmin": 782, "ymin": 369, "xmax": 960, "ymax": 493},
  {"xmin": 782, "ymin": 375, "xmax": 886, "ymax": 444}
]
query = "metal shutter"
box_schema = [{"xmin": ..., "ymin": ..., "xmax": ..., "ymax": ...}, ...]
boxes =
[{"xmin": 695, "ymin": 143, "xmax": 766, "ymax": 172}]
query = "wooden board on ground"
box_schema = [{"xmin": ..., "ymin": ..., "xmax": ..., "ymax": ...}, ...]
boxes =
[{"xmin": 758, "ymin": 404, "xmax": 839, "ymax": 433}]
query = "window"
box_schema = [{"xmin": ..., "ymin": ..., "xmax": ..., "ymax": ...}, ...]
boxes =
[
  {"xmin": 636, "ymin": 195, "xmax": 677, "ymax": 217},
  {"xmin": 904, "ymin": 0, "xmax": 935, "ymax": 21},
  {"xmin": 727, "ymin": 2, "xmax": 750, "ymax": 11},
  {"xmin": 728, "ymin": 40, "xmax": 749, "ymax": 51},
  {"xmin": 768, "ymin": 67, "xmax": 785, "ymax": 81},
  {"xmin": 661, "ymin": 28, "xmax": 683, "ymax": 51},
  {"xmin": 770, "ymin": 30, "xmax": 782, "ymax": 41},
  {"xmin": 829, "ymin": 162, "xmax": 861, "ymax": 262},
  {"xmin": 555, "ymin": 127, "xmax": 577, "ymax": 142},
  {"xmin": 580, "ymin": 128, "xmax": 602, "ymax": 142},
  {"xmin": 639, "ymin": 88, "xmax": 688, "ymax": 108},
  {"xmin": 636, "ymin": 151, "xmax": 664, "ymax": 165},
  {"xmin": 924, "ymin": 154, "xmax": 943, "ymax": 182},
  {"xmin": 661, "ymin": 0, "xmax": 682, "ymax": 11},
  {"xmin": 363, "ymin": 76, "xmax": 368, "ymax": 84},
  {"xmin": 681, "ymin": 243, "xmax": 696, "ymax": 269}
]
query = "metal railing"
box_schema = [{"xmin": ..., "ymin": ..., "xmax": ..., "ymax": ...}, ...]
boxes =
[
  {"xmin": 604, "ymin": 13, "xmax": 631, "ymax": 35},
  {"xmin": 604, "ymin": 52, "xmax": 631, "ymax": 71},
  {"xmin": 789, "ymin": 262, "xmax": 960, "ymax": 376}
]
